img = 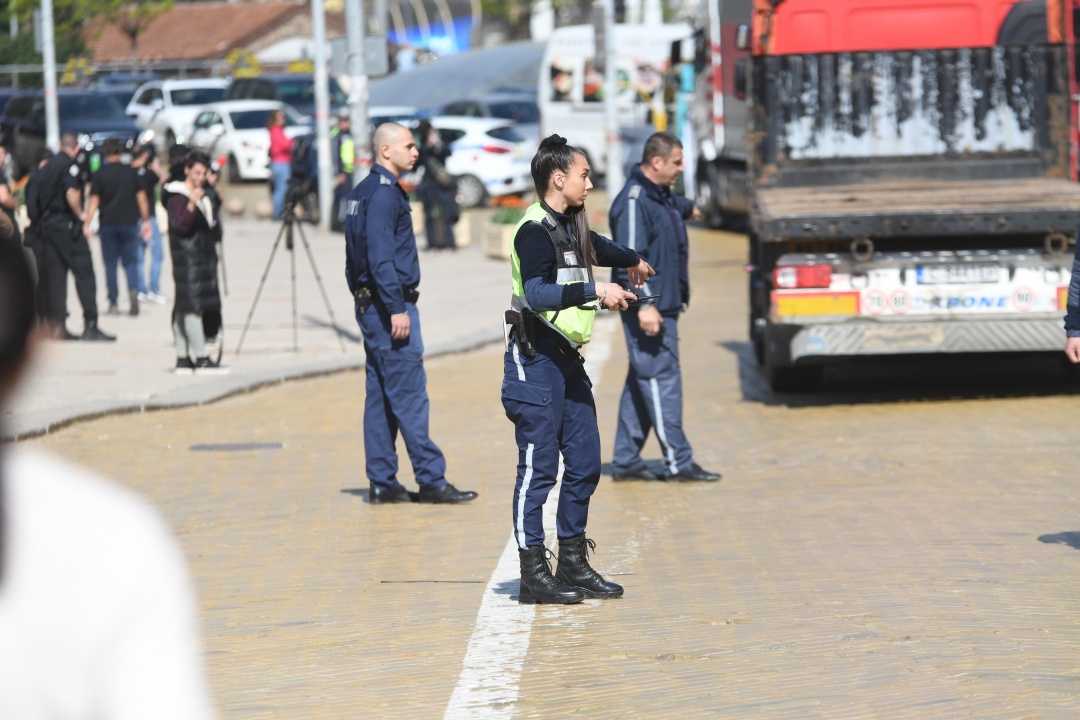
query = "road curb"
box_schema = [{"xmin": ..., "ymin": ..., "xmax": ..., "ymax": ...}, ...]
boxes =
[{"xmin": 3, "ymin": 328, "xmax": 505, "ymax": 442}]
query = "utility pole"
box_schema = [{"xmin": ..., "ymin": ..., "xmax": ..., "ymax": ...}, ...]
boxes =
[
  {"xmin": 41, "ymin": 0, "xmax": 59, "ymax": 151},
  {"xmin": 312, "ymin": 0, "xmax": 333, "ymax": 231},
  {"xmin": 602, "ymin": 0, "xmax": 622, "ymax": 204},
  {"xmin": 346, "ymin": 0, "xmax": 372, "ymax": 183}
]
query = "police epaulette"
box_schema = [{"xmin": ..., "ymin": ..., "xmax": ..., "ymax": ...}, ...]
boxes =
[
  {"xmin": 628, "ymin": 184, "xmax": 642, "ymax": 199},
  {"xmin": 380, "ymin": 175, "xmax": 393, "ymax": 185},
  {"xmin": 541, "ymin": 214, "xmax": 557, "ymax": 230}
]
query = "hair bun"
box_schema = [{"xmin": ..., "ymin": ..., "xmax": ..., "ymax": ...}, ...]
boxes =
[{"xmin": 540, "ymin": 134, "xmax": 567, "ymax": 148}]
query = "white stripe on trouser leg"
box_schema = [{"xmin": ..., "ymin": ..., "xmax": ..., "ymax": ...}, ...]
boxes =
[
  {"xmin": 515, "ymin": 444, "xmax": 535, "ymax": 549},
  {"xmin": 512, "ymin": 342, "xmax": 525, "ymax": 381},
  {"xmin": 649, "ymin": 377, "xmax": 678, "ymax": 475}
]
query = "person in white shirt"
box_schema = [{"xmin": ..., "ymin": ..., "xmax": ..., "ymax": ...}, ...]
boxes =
[{"xmin": 0, "ymin": 237, "xmax": 216, "ymax": 720}]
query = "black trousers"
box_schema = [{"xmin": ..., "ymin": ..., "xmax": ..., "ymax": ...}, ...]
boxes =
[
  {"xmin": 24, "ymin": 228, "xmax": 55, "ymax": 321},
  {"xmin": 40, "ymin": 217, "xmax": 97, "ymax": 325}
]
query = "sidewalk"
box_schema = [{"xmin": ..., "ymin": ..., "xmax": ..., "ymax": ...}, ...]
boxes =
[{"xmin": 4, "ymin": 210, "xmax": 511, "ymax": 440}]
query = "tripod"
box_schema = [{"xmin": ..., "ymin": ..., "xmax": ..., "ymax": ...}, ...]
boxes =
[{"xmin": 236, "ymin": 199, "xmax": 347, "ymax": 354}]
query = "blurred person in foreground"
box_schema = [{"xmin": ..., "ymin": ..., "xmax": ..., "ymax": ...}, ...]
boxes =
[
  {"xmin": 344, "ymin": 122, "xmax": 477, "ymax": 504},
  {"xmin": 415, "ymin": 120, "xmax": 458, "ymax": 251},
  {"xmin": 132, "ymin": 145, "xmax": 169, "ymax": 305},
  {"xmin": 84, "ymin": 138, "xmax": 153, "ymax": 317},
  {"xmin": 162, "ymin": 151, "xmax": 227, "ymax": 375},
  {"xmin": 0, "ymin": 239, "xmax": 216, "ymax": 720}
]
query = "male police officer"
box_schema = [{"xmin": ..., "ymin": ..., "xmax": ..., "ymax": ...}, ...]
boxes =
[
  {"xmin": 608, "ymin": 132, "xmax": 720, "ymax": 482},
  {"xmin": 330, "ymin": 110, "xmax": 355, "ymax": 232},
  {"xmin": 345, "ymin": 122, "xmax": 477, "ymax": 505},
  {"xmin": 37, "ymin": 133, "xmax": 115, "ymax": 342}
]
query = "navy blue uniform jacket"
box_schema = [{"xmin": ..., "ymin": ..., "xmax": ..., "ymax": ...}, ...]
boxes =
[
  {"xmin": 345, "ymin": 164, "xmax": 420, "ymax": 315},
  {"xmin": 609, "ymin": 165, "xmax": 695, "ymax": 316}
]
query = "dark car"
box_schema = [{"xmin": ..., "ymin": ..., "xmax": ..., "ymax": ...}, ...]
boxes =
[
  {"xmin": 0, "ymin": 89, "xmax": 142, "ymax": 179},
  {"xmin": 224, "ymin": 74, "xmax": 348, "ymax": 118}
]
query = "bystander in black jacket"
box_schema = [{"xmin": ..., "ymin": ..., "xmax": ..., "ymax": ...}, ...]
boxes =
[{"xmin": 162, "ymin": 179, "xmax": 221, "ymax": 315}]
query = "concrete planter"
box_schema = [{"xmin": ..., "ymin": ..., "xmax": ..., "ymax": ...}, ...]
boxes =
[
  {"xmin": 410, "ymin": 202, "xmax": 424, "ymax": 236},
  {"xmin": 454, "ymin": 213, "xmax": 472, "ymax": 248},
  {"xmin": 482, "ymin": 222, "xmax": 516, "ymax": 260}
]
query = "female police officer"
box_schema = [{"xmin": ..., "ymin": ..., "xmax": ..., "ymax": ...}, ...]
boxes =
[{"xmin": 504, "ymin": 135, "xmax": 654, "ymax": 604}]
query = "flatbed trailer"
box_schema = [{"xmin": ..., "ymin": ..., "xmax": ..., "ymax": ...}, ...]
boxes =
[{"xmin": 741, "ymin": 4, "xmax": 1080, "ymax": 390}]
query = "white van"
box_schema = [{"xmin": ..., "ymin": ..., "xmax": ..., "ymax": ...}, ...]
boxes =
[{"xmin": 538, "ymin": 22, "xmax": 690, "ymax": 175}]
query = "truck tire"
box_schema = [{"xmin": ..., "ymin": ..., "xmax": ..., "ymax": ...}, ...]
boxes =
[
  {"xmin": 763, "ymin": 328, "xmax": 822, "ymax": 393},
  {"xmin": 697, "ymin": 163, "xmax": 724, "ymax": 229}
]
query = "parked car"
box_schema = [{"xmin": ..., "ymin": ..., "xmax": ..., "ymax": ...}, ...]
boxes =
[
  {"xmin": 428, "ymin": 116, "xmax": 533, "ymax": 207},
  {"xmin": 185, "ymin": 100, "xmax": 310, "ymax": 182},
  {"xmin": 91, "ymin": 72, "xmax": 162, "ymax": 105},
  {"xmin": 125, "ymin": 78, "xmax": 228, "ymax": 153},
  {"xmin": 0, "ymin": 89, "xmax": 142, "ymax": 179},
  {"xmin": 440, "ymin": 92, "xmax": 540, "ymax": 145},
  {"xmin": 224, "ymin": 74, "xmax": 348, "ymax": 118}
]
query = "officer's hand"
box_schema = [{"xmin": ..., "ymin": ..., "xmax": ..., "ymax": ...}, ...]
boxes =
[
  {"xmin": 627, "ymin": 259, "xmax": 655, "ymax": 288},
  {"xmin": 391, "ymin": 311, "xmax": 411, "ymax": 340},
  {"xmin": 638, "ymin": 304, "xmax": 662, "ymax": 335},
  {"xmin": 689, "ymin": 206, "xmax": 703, "ymax": 221},
  {"xmin": 1066, "ymin": 337, "xmax": 1080, "ymax": 363},
  {"xmin": 601, "ymin": 284, "xmax": 636, "ymax": 312},
  {"xmin": 140, "ymin": 220, "xmax": 152, "ymax": 242},
  {"xmin": 82, "ymin": 222, "xmax": 93, "ymax": 240}
]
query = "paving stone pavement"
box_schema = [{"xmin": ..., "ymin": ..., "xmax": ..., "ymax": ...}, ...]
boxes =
[{"xmin": 16, "ymin": 223, "xmax": 1080, "ymax": 718}]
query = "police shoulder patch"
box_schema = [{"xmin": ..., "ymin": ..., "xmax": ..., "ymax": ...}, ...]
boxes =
[
  {"xmin": 69, "ymin": 163, "xmax": 80, "ymax": 178},
  {"xmin": 379, "ymin": 175, "xmax": 393, "ymax": 186},
  {"xmin": 628, "ymin": 184, "xmax": 641, "ymax": 199},
  {"xmin": 541, "ymin": 214, "xmax": 557, "ymax": 230}
]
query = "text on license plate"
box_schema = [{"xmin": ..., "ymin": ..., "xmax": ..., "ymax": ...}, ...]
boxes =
[{"xmin": 916, "ymin": 264, "xmax": 1000, "ymax": 284}]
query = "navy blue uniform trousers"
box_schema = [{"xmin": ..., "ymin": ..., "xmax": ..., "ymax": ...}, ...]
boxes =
[
  {"xmin": 357, "ymin": 300, "xmax": 447, "ymax": 492},
  {"xmin": 502, "ymin": 332, "xmax": 601, "ymax": 549},
  {"xmin": 612, "ymin": 314, "xmax": 693, "ymax": 475}
]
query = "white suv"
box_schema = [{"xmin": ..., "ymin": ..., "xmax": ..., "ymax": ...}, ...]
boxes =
[{"xmin": 126, "ymin": 78, "xmax": 228, "ymax": 153}]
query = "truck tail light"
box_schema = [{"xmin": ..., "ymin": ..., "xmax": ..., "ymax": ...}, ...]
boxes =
[
  {"xmin": 773, "ymin": 264, "xmax": 833, "ymax": 289},
  {"xmin": 483, "ymin": 145, "xmax": 511, "ymax": 154}
]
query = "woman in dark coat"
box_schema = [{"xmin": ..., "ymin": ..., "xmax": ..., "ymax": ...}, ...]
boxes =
[
  {"xmin": 163, "ymin": 151, "xmax": 227, "ymax": 375},
  {"xmin": 416, "ymin": 120, "xmax": 459, "ymax": 250}
]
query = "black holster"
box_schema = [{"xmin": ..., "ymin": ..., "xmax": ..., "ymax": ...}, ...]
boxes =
[
  {"xmin": 353, "ymin": 286, "xmax": 372, "ymax": 313},
  {"xmin": 505, "ymin": 308, "xmax": 537, "ymax": 357}
]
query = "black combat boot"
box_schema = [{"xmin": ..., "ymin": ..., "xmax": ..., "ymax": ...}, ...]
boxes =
[
  {"xmin": 129, "ymin": 290, "xmax": 139, "ymax": 316},
  {"xmin": 555, "ymin": 534, "xmax": 624, "ymax": 599},
  {"xmin": 518, "ymin": 546, "xmax": 584, "ymax": 605},
  {"xmin": 81, "ymin": 320, "xmax": 116, "ymax": 342}
]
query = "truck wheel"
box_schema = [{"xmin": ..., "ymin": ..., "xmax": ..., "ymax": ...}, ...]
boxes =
[
  {"xmin": 764, "ymin": 334, "xmax": 822, "ymax": 393},
  {"xmin": 697, "ymin": 165, "xmax": 724, "ymax": 229}
]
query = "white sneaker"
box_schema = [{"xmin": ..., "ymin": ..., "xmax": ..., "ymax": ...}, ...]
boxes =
[
  {"xmin": 147, "ymin": 292, "xmax": 169, "ymax": 305},
  {"xmin": 137, "ymin": 291, "xmax": 150, "ymax": 302}
]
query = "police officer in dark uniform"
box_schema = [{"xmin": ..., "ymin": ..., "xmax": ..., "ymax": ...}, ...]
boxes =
[
  {"xmin": 37, "ymin": 133, "xmax": 115, "ymax": 342},
  {"xmin": 23, "ymin": 148, "xmax": 59, "ymax": 330},
  {"xmin": 504, "ymin": 135, "xmax": 653, "ymax": 604},
  {"xmin": 608, "ymin": 133, "xmax": 719, "ymax": 482},
  {"xmin": 344, "ymin": 122, "xmax": 477, "ymax": 505}
]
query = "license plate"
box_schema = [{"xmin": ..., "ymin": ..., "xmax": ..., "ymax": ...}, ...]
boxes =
[{"xmin": 916, "ymin": 264, "xmax": 1000, "ymax": 284}]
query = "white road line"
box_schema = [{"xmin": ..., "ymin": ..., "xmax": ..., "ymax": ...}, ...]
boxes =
[{"xmin": 444, "ymin": 316, "xmax": 619, "ymax": 718}]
